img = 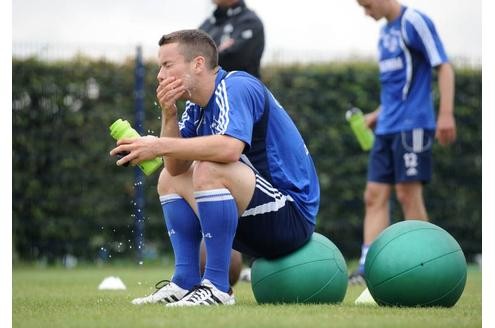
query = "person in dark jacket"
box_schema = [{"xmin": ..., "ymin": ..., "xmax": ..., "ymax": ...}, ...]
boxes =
[{"xmin": 199, "ymin": 0, "xmax": 265, "ymax": 78}]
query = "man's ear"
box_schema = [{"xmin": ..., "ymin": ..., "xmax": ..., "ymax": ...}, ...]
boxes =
[{"xmin": 192, "ymin": 56, "xmax": 206, "ymax": 73}]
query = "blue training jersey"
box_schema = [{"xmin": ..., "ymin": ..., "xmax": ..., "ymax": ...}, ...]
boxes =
[
  {"xmin": 179, "ymin": 68, "xmax": 320, "ymax": 224},
  {"xmin": 376, "ymin": 6, "xmax": 448, "ymax": 134}
]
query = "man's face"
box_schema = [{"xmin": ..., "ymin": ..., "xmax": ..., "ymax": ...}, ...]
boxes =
[
  {"xmin": 157, "ymin": 43, "xmax": 189, "ymax": 82},
  {"xmin": 357, "ymin": 0, "xmax": 387, "ymax": 21},
  {"xmin": 156, "ymin": 43, "xmax": 193, "ymax": 99}
]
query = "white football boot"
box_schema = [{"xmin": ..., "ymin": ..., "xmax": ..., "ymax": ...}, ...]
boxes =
[
  {"xmin": 131, "ymin": 280, "xmax": 189, "ymax": 305},
  {"xmin": 166, "ymin": 279, "xmax": 235, "ymax": 307}
]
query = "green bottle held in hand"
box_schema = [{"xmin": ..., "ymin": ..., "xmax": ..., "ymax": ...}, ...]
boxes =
[
  {"xmin": 109, "ymin": 119, "xmax": 163, "ymax": 176},
  {"xmin": 346, "ymin": 107, "xmax": 375, "ymax": 151}
]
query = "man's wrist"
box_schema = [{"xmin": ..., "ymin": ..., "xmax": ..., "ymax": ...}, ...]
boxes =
[
  {"xmin": 159, "ymin": 102, "xmax": 177, "ymax": 114},
  {"xmin": 439, "ymin": 106, "xmax": 454, "ymax": 116},
  {"xmin": 163, "ymin": 109, "xmax": 176, "ymax": 117}
]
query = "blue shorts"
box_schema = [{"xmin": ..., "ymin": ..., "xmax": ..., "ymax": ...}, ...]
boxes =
[
  {"xmin": 233, "ymin": 173, "xmax": 314, "ymax": 259},
  {"xmin": 368, "ymin": 129, "xmax": 434, "ymax": 184}
]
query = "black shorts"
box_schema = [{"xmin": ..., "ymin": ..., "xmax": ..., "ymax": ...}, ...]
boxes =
[{"xmin": 233, "ymin": 173, "xmax": 314, "ymax": 259}]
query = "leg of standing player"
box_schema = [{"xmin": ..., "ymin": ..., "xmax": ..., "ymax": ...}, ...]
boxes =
[{"xmin": 395, "ymin": 182, "xmax": 428, "ymax": 220}]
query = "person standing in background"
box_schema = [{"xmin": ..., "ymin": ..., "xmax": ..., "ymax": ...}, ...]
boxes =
[
  {"xmin": 350, "ymin": 0, "xmax": 456, "ymax": 285},
  {"xmin": 199, "ymin": 0, "xmax": 265, "ymax": 78}
]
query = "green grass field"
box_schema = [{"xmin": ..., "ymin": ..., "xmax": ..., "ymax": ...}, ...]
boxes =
[{"xmin": 13, "ymin": 263, "xmax": 481, "ymax": 328}]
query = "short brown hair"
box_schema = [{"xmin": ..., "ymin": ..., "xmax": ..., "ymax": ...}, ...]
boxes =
[{"xmin": 158, "ymin": 29, "xmax": 218, "ymax": 70}]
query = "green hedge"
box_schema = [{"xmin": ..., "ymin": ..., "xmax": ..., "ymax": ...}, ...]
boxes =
[{"xmin": 12, "ymin": 58, "xmax": 481, "ymax": 262}]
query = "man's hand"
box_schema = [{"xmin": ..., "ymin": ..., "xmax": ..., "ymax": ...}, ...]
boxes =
[
  {"xmin": 110, "ymin": 135, "xmax": 161, "ymax": 166},
  {"xmin": 436, "ymin": 112, "xmax": 457, "ymax": 146},
  {"xmin": 364, "ymin": 107, "xmax": 381, "ymax": 130},
  {"xmin": 156, "ymin": 76, "xmax": 186, "ymax": 117}
]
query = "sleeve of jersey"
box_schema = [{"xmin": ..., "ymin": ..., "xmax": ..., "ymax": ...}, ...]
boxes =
[
  {"xmin": 403, "ymin": 10, "xmax": 448, "ymax": 67},
  {"xmin": 212, "ymin": 78, "xmax": 256, "ymax": 147},
  {"xmin": 178, "ymin": 102, "xmax": 198, "ymax": 138}
]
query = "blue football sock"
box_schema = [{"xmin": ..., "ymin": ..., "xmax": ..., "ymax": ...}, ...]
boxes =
[
  {"xmin": 358, "ymin": 244, "xmax": 370, "ymax": 274},
  {"xmin": 194, "ymin": 188, "xmax": 238, "ymax": 293},
  {"xmin": 160, "ymin": 194, "xmax": 202, "ymax": 290}
]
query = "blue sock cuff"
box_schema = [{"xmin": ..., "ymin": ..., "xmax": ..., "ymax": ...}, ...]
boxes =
[
  {"xmin": 194, "ymin": 188, "xmax": 234, "ymax": 203},
  {"xmin": 160, "ymin": 193, "xmax": 184, "ymax": 205}
]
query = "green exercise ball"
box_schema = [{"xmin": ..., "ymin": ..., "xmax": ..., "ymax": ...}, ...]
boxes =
[
  {"xmin": 365, "ymin": 220, "xmax": 467, "ymax": 307},
  {"xmin": 251, "ymin": 233, "xmax": 348, "ymax": 304}
]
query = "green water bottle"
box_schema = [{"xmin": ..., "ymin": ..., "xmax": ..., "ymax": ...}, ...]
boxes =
[
  {"xmin": 109, "ymin": 118, "xmax": 163, "ymax": 176},
  {"xmin": 345, "ymin": 107, "xmax": 375, "ymax": 151}
]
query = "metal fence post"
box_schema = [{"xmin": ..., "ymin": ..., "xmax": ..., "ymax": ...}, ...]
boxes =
[{"xmin": 133, "ymin": 45, "xmax": 145, "ymax": 262}]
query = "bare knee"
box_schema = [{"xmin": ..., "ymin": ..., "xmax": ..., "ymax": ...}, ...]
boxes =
[
  {"xmin": 395, "ymin": 183, "xmax": 423, "ymax": 211},
  {"xmin": 364, "ymin": 188, "xmax": 379, "ymax": 208},
  {"xmin": 192, "ymin": 161, "xmax": 225, "ymax": 190},
  {"xmin": 395, "ymin": 187, "xmax": 410, "ymax": 207},
  {"xmin": 364, "ymin": 184, "xmax": 390, "ymax": 209},
  {"xmin": 157, "ymin": 168, "xmax": 175, "ymax": 196}
]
